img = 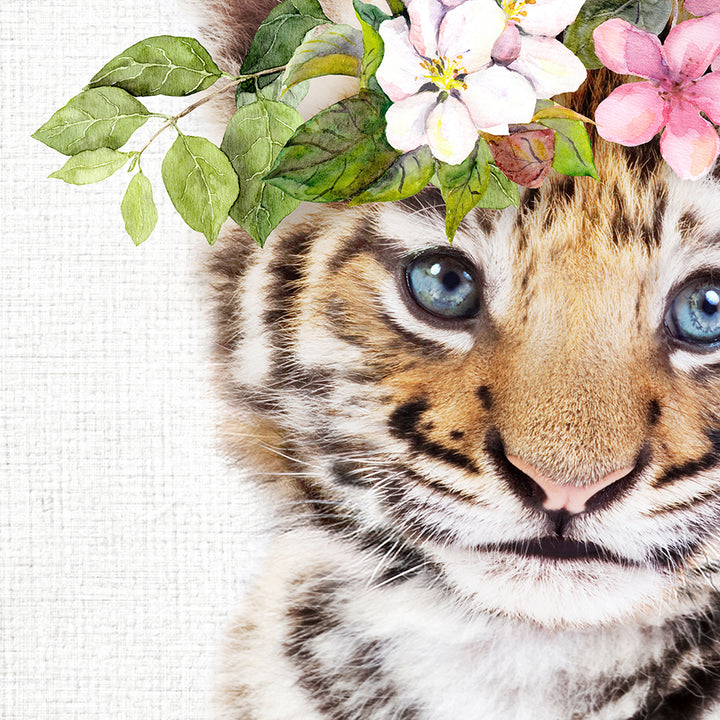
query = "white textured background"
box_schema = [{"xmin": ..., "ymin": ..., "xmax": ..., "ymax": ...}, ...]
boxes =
[{"xmin": 2, "ymin": 1, "xmax": 269, "ymax": 718}]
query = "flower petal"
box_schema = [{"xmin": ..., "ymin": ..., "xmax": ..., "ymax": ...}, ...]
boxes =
[
  {"xmin": 592, "ymin": 18, "xmax": 666, "ymax": 79},
  {"xmin": 713, "ymin": 54, "xmax": 720, "ymax": 72},
  {"xmin": 508, "ymin": 36, "xmax": 587, "ymax": 98},
  {"xmin": 492, "ymin": 23, "xmax": 522, "ymax": 65},
  {"xmin": 516, "ymin": 0, "xmax": 585, "ymax": 37},
  {"xmin": 660, "ymin": 101, "xmax": 720, "ymax": 179},
  {"xmin": 407, "ymin": 0, "xmax": 444, "ymax": 57},
  {"xmin": 377, "ymin": 17, "xmax": 426, "ymax": 102},
  {"xmin": 425, "ymin": 96, "xmax": 478, "ymax": 164},
  {"xmin": 664, "ymin": 13, "xmax": 720, "ymax": 80},
  {"xmin": 687, "ymin": 70, "xmax": 720, "ymax": 123},
  {"xmin": 438, "ymin": 0, "xmax": 506, "ymax": 73},
  {"xmin": 462, "ymin": 65, "xmax": 536, "ymax": 129},
  {"xmin": 685, "ymin": 0, "xmax": 718, "ymax": 16},
  {"xmin": 595, "ymin": 82, "xmax": 667, "ymax": 146},
  {"xmin": 384, "ymin": 92, "xmax": 438, "ymax": 153}
]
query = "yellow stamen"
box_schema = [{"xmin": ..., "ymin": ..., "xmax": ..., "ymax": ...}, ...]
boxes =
[
  {"xmin": 501, "ymin": 0, "xmax": 536, "ymax": 22},
  {"xmin": 420, "ymin": 56, "xmax": 468, "ymax": 92}
]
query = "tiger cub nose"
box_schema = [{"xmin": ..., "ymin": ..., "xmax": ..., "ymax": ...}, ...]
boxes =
[{"xmin": 505, "ymin": 455, "xmax": 635, "ymax": 514}]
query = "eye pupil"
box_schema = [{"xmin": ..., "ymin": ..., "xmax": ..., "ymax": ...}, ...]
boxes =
[
  {"xmin": 406, "ymin": 251, "xmax": 479, "ymax": 320},
  {"xmin": 442, "ymin": 270, "xmax": 461, "ymax": 291}
]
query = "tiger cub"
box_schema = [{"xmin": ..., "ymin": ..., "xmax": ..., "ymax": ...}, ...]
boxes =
[{"xmin": 195, "ymin": 0, "xmax": 720, "ymax": 717}]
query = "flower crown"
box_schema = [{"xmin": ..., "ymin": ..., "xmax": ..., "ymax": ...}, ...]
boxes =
[{"xmin": 34, "ymin": 0, "xmax": 720, "ymax": 245}]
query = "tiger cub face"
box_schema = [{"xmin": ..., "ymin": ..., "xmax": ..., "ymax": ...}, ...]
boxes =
[{"xmin": 206, "ymin": 2, "xmax": 720, "ymax": 630}]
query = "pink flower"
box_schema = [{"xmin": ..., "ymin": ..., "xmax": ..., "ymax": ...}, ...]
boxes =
[
  {"xmin": 686, "ymin": 0, "xmax": 719, "ymax": 16},
  {"xmin": 593, "ymin": 16, "xmax": 720, "ymax": 179},
  {"xmin": 685, "ymin": 0, "xmax": 720, "ymax": 71}
]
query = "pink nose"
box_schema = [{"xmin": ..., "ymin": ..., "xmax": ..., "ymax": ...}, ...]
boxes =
[{"xmin": 505, "ymin": 455, "xmax": 634, "ymax": 514}]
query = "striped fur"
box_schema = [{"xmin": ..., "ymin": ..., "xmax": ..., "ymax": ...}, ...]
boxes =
[{"xmin": 196, "ymin": 3, "xmax": 720, "ymax": 718}]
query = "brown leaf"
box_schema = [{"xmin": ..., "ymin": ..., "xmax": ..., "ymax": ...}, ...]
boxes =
[{"xmin": 486, "ymin": 129, "xmax": 555, "ymax": 188}]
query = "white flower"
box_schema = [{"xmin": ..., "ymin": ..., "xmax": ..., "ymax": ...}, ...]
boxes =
[
  {"xmin": 376, "ymin": 0, "xmax": 536, "ymax": 164},
  {"xmin": 375, "ymin": 0, "xmax": 587, "ymax": 165},
  {"xmin": 493, "ymin": 0, "xmax": 587, "ymax": 98}
]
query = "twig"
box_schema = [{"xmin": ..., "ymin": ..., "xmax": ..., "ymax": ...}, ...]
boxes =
[{"xmin": 135, "ymin": 65, "xmax": 288, "ymax": 158}]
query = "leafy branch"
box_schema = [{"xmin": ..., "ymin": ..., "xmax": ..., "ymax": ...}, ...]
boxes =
[
  {"xmin": 34, "ymin": 0, "xmax": 605, "ymax": 248},
  {"xmin": 33, "ymin": 31, "xmax": 297, "ymax": 246},
  {"xmin": 132, "ymin": 65, "xmax": 289, "ymax": 166}
]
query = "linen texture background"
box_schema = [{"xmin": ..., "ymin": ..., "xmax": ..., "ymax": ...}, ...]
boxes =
[{"xmin": 2, "ymin": 1, "xmax": 270, "ymax": 717}]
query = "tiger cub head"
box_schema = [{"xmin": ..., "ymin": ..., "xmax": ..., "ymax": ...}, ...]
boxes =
[{"xmin": 200, "ymin": 0, "xmax": 720, "ymax": 628}]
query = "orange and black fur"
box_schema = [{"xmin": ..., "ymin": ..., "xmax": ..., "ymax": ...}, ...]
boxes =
[{"xmin": 190, "ymin": 1, "xmax": 720, "ymax": 717}]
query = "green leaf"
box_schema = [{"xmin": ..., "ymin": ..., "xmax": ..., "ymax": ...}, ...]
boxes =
[
  {"xmin": 564, "ymin": 0, "xmax": 672, "ymax": 69},
  {"xmin": 354, "ymin": 0, "xmax": 388, "ymax": 89},
  {"xmin": 33, "ymin": 87, "xmax": 149, "ymax": 156},
  {"xmin": 351, "ymin": 146, "xmax": 435, "ymax": 203},
  {"xmin": 239, "ymin": 0, "xmax": 330, "ymax": 89},
  {"xmin": 266, "ymin": 91, "xmax": 399, "ymax": 202},
  {"xmin": 532, "ymin": 104, "xmax": 593, "ymax": 124},
  {"xmin": 236, "ymin": 75, "xmax": 309, "ymax": 109},
  {"xmin": 386, "ymin": 0, "xmax": 406, "ymax": 15},
  {"xmin": 437, "ymin": 138, "xmax": 493, "ymax": 241},
  {"xmin": 476, "ymin": 165, "xmax": 520, "ymax": 209},
  {"xmin": 281, "ymin": 24, "xmax": 362, "ymax": 92},
  {"xmin": 121, "ymin": 171, "xmax": 158, "ymax": 245},
  {"xmin": 221, "ymin": 98, "xmax": 303, "ymax": 246},
  {"xmin": 49, "ymin": 148, "xmax": 131, "ymax": 184},
  {"xmin": 87, "ymin": 36, "xmax": 222, "ymax": 96},
  {"xmin": 353, "ymin": 0, "xmax": 392, "ymax": 30},
  {"xmin": 537, "ymin": 115, "xmax": 598, "ymax": 180},
  {"xmin": 161, "ymin": 134, "xmax": 239, "ymax": 244}
]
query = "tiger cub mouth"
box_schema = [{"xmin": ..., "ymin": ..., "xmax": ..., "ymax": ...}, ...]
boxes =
[{"xmin": 486, "ymin": 537, "xmax": 635, "ymax": 565}]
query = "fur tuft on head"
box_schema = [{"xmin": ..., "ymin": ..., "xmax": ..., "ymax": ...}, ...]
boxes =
[{"xmin": 177, "ymin": 0, "xmax": 278, "ymax": 73}]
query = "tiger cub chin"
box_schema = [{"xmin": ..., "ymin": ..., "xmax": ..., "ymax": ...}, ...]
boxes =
[{"xmin": 193, "ymin": 0, "xmax": 720, "ymax": 717}]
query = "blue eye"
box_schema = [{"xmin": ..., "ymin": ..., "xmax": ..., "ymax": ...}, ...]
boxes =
[
  {"xmin": 406, "ymin": 251, "xmax": 479, "ymax": 319},
  {"xmin": 666, "ymin": 278, "xmax": 720, "ymax": 346}
]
